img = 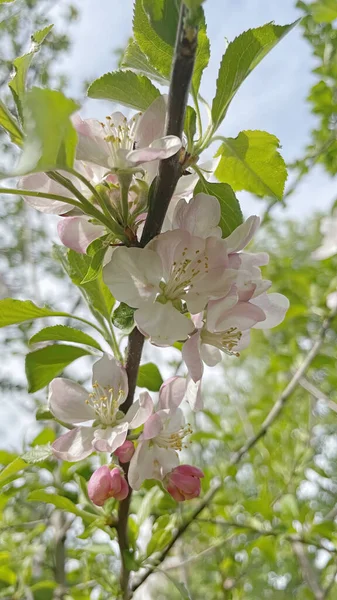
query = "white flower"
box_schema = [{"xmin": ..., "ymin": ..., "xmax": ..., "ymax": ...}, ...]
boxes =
[
  {"xmin": 50, "ymin": 354, "xmax": 153, "ymax": 462},
  {"xmin": 312, "ymin": 215, "xmax": 337, "ymax": 260}
]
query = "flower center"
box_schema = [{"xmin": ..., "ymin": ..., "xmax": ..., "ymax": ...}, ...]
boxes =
[
  {"xmin": 155, "ymin": 424, "xmax": 192, "ymax": 451},
  {"xmin": 86, "ymin": 381, "xmax": 125, "ymax": 426},
  {"xmin": 162, "ymin": 246, "xmax": 209, "ymax": 301},
  {"xmin": 100, "ymin": 115, "xmax": 138, "ymax": 168},
  {"xmin": 201, "ymin": 327, "xmax": 242, "ymax": 356}
]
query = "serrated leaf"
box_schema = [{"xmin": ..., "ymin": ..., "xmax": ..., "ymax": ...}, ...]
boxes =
[
  {"xmin": 312, "ymin": 0, "xmax": 337, "ymax": 22},
  {"xmin": 66, "ymin": 250, "xmax": 115, "ymax": 319},
  {"xmin": 192, "ymin": 23, "xmax": 210, "ymax": 95},
  {"xmin": 9, "ymin": 25, "xmax": 53, "ymax": 121},
  {"xmin": 0, "ymin": 100, "xmax": 23, "ymax": 146},
  {"xmin": 22, "ymin": 444, "xmax": 52, "ymax": 464},
  {"xmin": 27, "ymin": 491, "xmax": 97, "ymax": 524},
  {"xmin": 194, "ymin": 178, "xmax": 243, "ymax": 237},
  {"xmin": 121, "ymin": 39, "xmax": 168, "ymax": 85},
  {"xmin": 29, "ymin": 325, "xmax": 101, "ymax": 350},
  {"xmin": 143, "ymin": 0, "xmax": 180, "ymax": 46},
  {"xmin": 88, "ymin": 70, "xmax": 160, "ymax": 111},
  {"xmin": 133, "ymin": 0, "xmax": 173, "ymax": 78},
  {"xmin": 0, "ymin": 457, "xmax": 27, "ymax": 487},
  {"xmin": 25, "ymin": 344, "xmax": 91, "ymax": 393},
  {"xmin": 215, "ymin": 130, "xmax": 287, "ymax": 199},
  {"xmin": 16, "ymin": 88, "xmax": 79, "ymax": 174},
  {"xmin": 0, "ymin": 298, "xmax": 69, "ymax": 328},
  {"xmin": 112, "ymin": 302, "xmax": 135, "ymax": 333},
  {"xmin": 137, "ymin": 363, "xmax": 163, "ymax": 391},
  {"xmin": 211, "ymin": 21, "xmax": 298, "ymax": 130}
]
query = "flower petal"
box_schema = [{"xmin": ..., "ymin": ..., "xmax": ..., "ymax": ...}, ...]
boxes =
[
  {"xmin": 135, "ymin": 302, "xmax": 194, "ymax": 346},
  {"xmin": 225, "ymin": 215, "xmax": 260, "ymax": 254},
  {"xmin": 127, "ymin": 135, "xmax": 181, "ymax": 164},
  {"xmin": 206, "ymin": 298, "xmax": 266, "ymax": 332},
  {"xmin": 92, "ymin": 354, "xmax": 128, "ymax": 403},
  {"xmin": 52, "ymin": 426, "xmax": 94, "ymax": 461},
  {"xmin": 49, "ymin": 378, "xmax": 95, "ymax": 424},
  {"xmin": 200, "ymin": 343, "xmax": 222, "ymax": 366},
  {"xmin": 172, "ymin": 193, "xmax": 221, "ymax": 238},
  {"xmin": 73, "ymin": 115, "xmax": 110, "ymax": 167},
  {"xmin": 19, "ymin": 172, "xmax": 74, "ymax": 214},
  {"xmin": 182, "ymin": 332, "xmax": 203, "ymax": 383},
  {"xmin": 142, "ymin": 413, "xmax": 163, "ymax": 440},
  {"xmin": 125, "ymin": 391, "xmax": 154, "ymax": 429},
  {"xmin": 185, "ymin": 376, "xmax": 203, "ymax": 411},
  {"xmin": 134, "ymin": 95, "xmax": 166, "ymax": 147},
  {"xmin": 93, "ymin": 423, "xmax": 129, "ymax": 453},
  {"xmin": 57, "ymin": 216, "xmax": 105, "ymax": 253},
  {"xmin": 158, "ymin": 377, "xmax": 187, "ymax": 410},
  {"xmin": 103, "ymin": 246, "xmax": 162, "ymax": 308},
  {"xmin": 251, "ymin": 292, "xmax": 289, "ymax": 329}
]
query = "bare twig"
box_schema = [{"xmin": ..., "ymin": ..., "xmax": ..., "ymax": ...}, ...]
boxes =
[
  {"xmin": 293, "ymin": 541, "xmax": 325, "ymax": 600},
  {"xmin": 116, "ymin": 5, "xmax": 198, "ymax": 599}
]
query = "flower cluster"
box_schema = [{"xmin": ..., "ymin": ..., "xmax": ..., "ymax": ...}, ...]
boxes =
[{"xmin": 25, "ymin": 93, "xmax": 289, "ymax": 504}]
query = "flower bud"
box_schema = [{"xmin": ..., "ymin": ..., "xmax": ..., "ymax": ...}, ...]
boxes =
[
  {"xmin": 114, "ymin": 440, "xmax": 135, "ymax": 463},
  {"xmin": 164, "ymin": 465, "xmax": 204, "ymax": 502},
  {"xmin": 88, "ymin": 465, "xmax": 129, "ymax": 506}
]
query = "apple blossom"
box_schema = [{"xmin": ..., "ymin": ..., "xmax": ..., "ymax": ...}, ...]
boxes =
[
  {"xmin": 49, "ymin": 354, "xmax": 153, "ymax": 462},
  {"xmin": 103, "ymin": 228, "xmax": 237, "ymax": 345},
  {"xmin": 312, "ymin": 214, "xmax": 337, "ymax": 260},
  {"xmin": 114, "ymin": 440, "xmax": 135, "ymax": 463},
  {"xmin": 128, "ymin": 377, "xmax": 193, "ymax": 490},
  {"xmin": 88, "ymin": 465, "xmax": 129, "ymax": 505},
  {"xmin": 164, "ymin": 464, "xmax": 204, "ymax": 501}
]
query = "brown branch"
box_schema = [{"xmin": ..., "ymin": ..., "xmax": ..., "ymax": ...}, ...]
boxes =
[
  {"xmin": 131, "ymin": 307, "xmax": 337, "ymax": 593},
  {"xmin": 116, "ymin": 4, "xmax": 198, "ymax": 599}
]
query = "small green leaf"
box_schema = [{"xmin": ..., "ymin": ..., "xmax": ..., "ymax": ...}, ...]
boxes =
[
  {"xmin": 137, "ymin": 363, "xmax": 163, "ymax": 391},
  {"xmin": 121, "ymin": 39, "xmax": 168, "ymax": 85},
  {"xmin": 22, "ymin": 444, "xmax": 52, "ymax": 464},
  {"xmin": 143, "ymin": 0, "xmax": 180, "ymax": 46},
  {"xmin": 194, "ymin": 178, "xmax": 243, "ymax": 237},
  {"xmin": 36, "ymin": 406, "xmax": 54, "ymax": 421},
  {"xmin": 25, "ymin": 345, "xmax": 90, "ymax": 393},
  {"xmin": 184, "ymin": 106, "xmax": 197, "ymax": 150},
  {"xmin": 215, "ymin": 130, "xmax": 287, "ymax": 199},
  {"xmin": 192, "ymin": 23, "xmax": 210, "ymax": 95},
  {"xmin": 0, "ymin": 566, "xmax": 16, "ymax": 586},
  {"xmin": 161, "ymin": 572, "xmax": 192, "ymax": 599},
  {"xmin": 88, "ymin": 70, "xmax": 160, "ymax": 111},
  {"xmin": 146, "ymin": 528, "xmax": 172, "ymax": 557},
  {"xmin": 211, "ymin": 21, "xmax": 298, "ymax": 130},
  {"xmin": 0, "ymin": 100, "xmax": 23, "ymax": 146},
  {"xmin": 29, "ymin": 325, "xmax": 101, "ymax": 351},
  {"xmin": 312, "ymin": 0, "xmax": 337, "ymax": 22},
  {"xmin": 17, "ymin": 88, "xmax": 79, "ymax": 174},
  {"xmin": 0, "ymin": 298, "xmax": 69, "ymax": 328},
  {"xmin": 81, "ymin": 247, "xmax": 107, "ymax": 284},
  {"xmin": 133, "ymin": 0, "xmax": 173, "ymax": 78},
  {"xmin": 27, "ymin": 491, "xmax": 97, "ymax": 524},
  {"xmin": 112, "ymin": 302, "xmax": 135, "ymax": 333},
  {"xmin": 0, "ymin": 457, "xmax": 27, "ymax": 487},
  {"xmin": 9, "ymin": 25, "xmax": 53, "ymax": 121}
]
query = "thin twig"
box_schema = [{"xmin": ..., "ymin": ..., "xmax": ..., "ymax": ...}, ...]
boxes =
[{"xmin": 293, "ymin": 541, "xmax": 325, "ymax": 600}]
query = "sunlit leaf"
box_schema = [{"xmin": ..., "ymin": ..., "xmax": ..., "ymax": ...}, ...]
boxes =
[
  {"xmin": 88, "ymin": 70, "xmax": 160, "ymax": 111},
  {"xmin": 137, "ymin": 363, "xmax": 163, "ymax": 391},
  {"xmin": 25, "ymin": 344, "xmax": 91, "ymax": 392},
  {"xmin": 29, "ymin": 325, "xmax": 101, "ymax": 351}
]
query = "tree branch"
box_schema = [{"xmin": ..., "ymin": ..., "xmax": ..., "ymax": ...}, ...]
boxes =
[
  {"xmin": 293, "ymin": 541, "xmax": 325, "ymax": 600},
  {"xmin": 131, "ymin": 307, "xmax": 337, "ymax": 593},
  {"xmin": 116, "ymin": 5, "xmax": 198, "ymax": 599}
]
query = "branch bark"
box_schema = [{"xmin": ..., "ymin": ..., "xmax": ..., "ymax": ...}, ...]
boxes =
[
  {"xmin": 116, "ymin": 5, "xmax": 198, "ymax": 599},
  {"xmin": 131, "ymin": 307, "xmax": 337, "ymax": 593}
]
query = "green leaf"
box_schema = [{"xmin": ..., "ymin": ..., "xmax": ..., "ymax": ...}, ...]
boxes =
[
  {"xmin": 194, "ymin": 178, "xmax": 243, "ymax": 237},
  {"xmin": 121, "ymin": 39, "xmax": 168, "ymax": 85},
  {"xmin": 143, "ymin": 0, "xmax": 180, "ymax": 46},
  {"xmin": 133, "ymin": 0, "xmax": 173, "ymax": 78},
  {"xmin": 0, "ymin": 457, "xmax": 27, "ymax": 487},
  {"xmin": 312, "ymin": 0, "xmax": 337, "ymax": 22},
  {"xmin": 36, "ymin": 406, "xmax": 54, "ymax": 421},
  {"xmin": 9, "ymin": 25, "xmax": 53, "ymax": 121},
  {"xmin": 87, "ymin": 70, "xmax": 160, "ymax": 111},
  {"xmin": 81, "ymin": 247, "xmax": 107, "ymax": 284},
  {"xmin": 137, "ymin": 363, "xmax": 163, "ymax": 391},
  {"xmin": 0, "ymin": 100, "xmax": 23, "ymax": 146},
  {"xmin": 22, "ymin": 444, "xmax": 52, "ymax": 464},
  {"xmin": 0, "ymin": 298, "xmax": 69, "ymax": 328},
  {"xmin": 146, "ymin": 528, "xmax": 172, "ymax": 557},
  {"xmin": 112, "ymin": 302, "xmax": 135, "ymax": 333},
  {"xmin": 161, "ymin": 572, "xmax": 192, "ymax": 599},
  {"xmin": 211, "ymin": 21, "xmax": 298, "ymax": 130},
  {"xmin": 215, "ymin": 130, "xmax": 287, "ymax": 199},
  {"xmin": 27, "ymin": 491, "xmax": 96, "ymax": 524},
  {"xmin": 0, "ymin": 566, "xmax": 16, "ymax": 586},
  {"xmin": 25, "ymin": 344, "xmax": 91, "ymax": 393},
  {"xmin": 16, "ymin": 88, "xmax": 79, "ymax": 174},
  {"xmin": 66, "ymin": 249, "xmax": 115, "ymax": 319},
  {"xmin": 192, "ymin": 23, "xmax": 210, "ymax": 95},
  {"xmin": 184, "ymin": 106, "xmax": 197, "ymax": 150},
  {"xmin": 29, "ymin": 325, "xmax": 101, "ymax": 351}
]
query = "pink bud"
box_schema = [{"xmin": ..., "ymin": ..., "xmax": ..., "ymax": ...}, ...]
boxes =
[
  {"xmin": 88, "ymin": 466, "xmax": 129, "ymax": 506},
  {"xmin": 114, "ymin": 440, "xmax": 135, "ymax": 463},
  {"xmin": 164, "ymin": 464, "xmax": 204, "ymax": 502}
]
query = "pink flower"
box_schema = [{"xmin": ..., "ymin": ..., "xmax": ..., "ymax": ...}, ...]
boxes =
[
  {"xmin": 88, "ymin": 465, "xmax": 129, "ymax": 505},
  {"xmin": 164, "ymin": 465, "xmax": 204, "ymax": 501},
  {"xmin": 114, "ymin": 440, "xmax": 135, "ymax": 463}
]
